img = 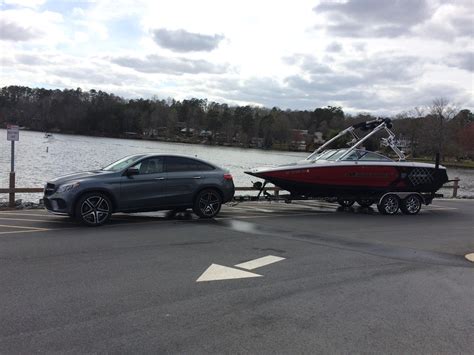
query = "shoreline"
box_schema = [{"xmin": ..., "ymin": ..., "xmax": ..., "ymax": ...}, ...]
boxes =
[{"xmin": 14, "ymin": 128, "xmax": 474, "ymax": 168}]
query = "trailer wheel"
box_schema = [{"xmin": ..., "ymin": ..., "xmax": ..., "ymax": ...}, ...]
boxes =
[
  {"xmin": 337, "ymin": 199, "xmax": 355, "ymax": 207},
  {"xmin": 400, "ymin": 194, "xmax": 422, "ymax": 215},
  {"xmin": 357, "ymin": 199, "xmax": 373, "ymax": 208},
  {"xmin": 377, "ymin": 194, "xmax": 400, "ymax": 215}
]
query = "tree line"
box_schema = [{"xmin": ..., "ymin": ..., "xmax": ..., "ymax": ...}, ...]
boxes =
[{"xmin": 1, "ymin": 86, "xmax": 473, "ymax": 160}]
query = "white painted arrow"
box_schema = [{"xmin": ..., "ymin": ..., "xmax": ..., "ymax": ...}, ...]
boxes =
[
  {"xmin": 196, "ymin": 264, "xmax": 262, "ymax": 282},
  {"xmin": 196, "ymin": 255, "xmax": 285, "ymax": 282},
  {"xmin": 235, "ymin": 255, "xmax": 286, "ymax": 270}
]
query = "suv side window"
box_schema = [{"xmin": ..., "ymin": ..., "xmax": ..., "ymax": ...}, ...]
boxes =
[
  {"xmin": 165, "ymin": 157, "xmax": 215, "ymax": 172},
  {"xmin": 132, "ymin": 157, "xmax": 164, "ymax": 174}
]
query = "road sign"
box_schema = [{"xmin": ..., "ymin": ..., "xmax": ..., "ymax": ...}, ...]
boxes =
[{"xmin": 7, "ymin": 124, "xmax": 19, "ymax": 141}]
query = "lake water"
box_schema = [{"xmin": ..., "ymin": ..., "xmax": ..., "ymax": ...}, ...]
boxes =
[{"xmin": 1, "ymin": 129, "xmax": 473, "ymax": 202}]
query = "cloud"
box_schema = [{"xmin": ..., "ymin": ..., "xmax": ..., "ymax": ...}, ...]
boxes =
[
  {"xmin": 326, "ymin": 41, "xmax": 342, "ymax": 52},
  {"xmin": 152, "ymin": 28, "xmax": 224, "ymax": 52},
  {"xmin": 15, "ymin": 53, "xmax": 49, "ymax": 65},
  {"xmin": 343, "ymin": 55, "xmax": 420, "ymax": 83},
  {"xmin": 446, "ymin": 52, "xmax": 473, "ymax": 72},
  {"xmin": 279, "ymin": 54, "xmax": 425, "ymax": 111},
  {"xmin": 414, "ymin": 2, "xmax": 474, "ymax": 41},
  {"xmin": 0, "ymin": 8, "xmax": 64, "ymax": 43},
  {"xmin": 111, "ymin": 54, "xmax": 227, "ymax": 75},
  {"xmin": 50, "ymin": 65, "xmax": 142, "ymax": 86},
  {"xmin": 284, "ymin": 53, "xmax": 420, "ymax": 85},
  {"xmin": 314, "ymin": 0, "xmax": 434, "ymax": 38},
  {"xmin": 283, "ymin": 54, "xmax": 333, "ymax": 74},
  {"xmin": 0, "ymin": 18, "xmax": 40, "ymax": 41},
  {"xmin": 3, "ymin": 0, "xmax": 46, "ymax": 8}
]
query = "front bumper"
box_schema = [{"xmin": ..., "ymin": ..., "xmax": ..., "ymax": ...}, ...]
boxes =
[
  {"xmin": 43, "ymin": 190, "xmax": 78, "ymax": 216},
  {"xmin": 43, "ymin": 196, "xmax": 70, "ymax": 215}
]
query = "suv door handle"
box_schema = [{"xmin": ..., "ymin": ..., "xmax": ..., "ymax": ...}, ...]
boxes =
[
  {"xmin": 193, "ymin": 176, "xmax": 201, "ymax": 179},
  {"xmin": 154, "ymin": 177, "xmax": 166, "ymax": 180}
]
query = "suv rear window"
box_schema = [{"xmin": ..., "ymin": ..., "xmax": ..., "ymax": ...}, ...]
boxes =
[{"xmin": 165, "ymin": 157, "xmax": 215, "ymax": 172}]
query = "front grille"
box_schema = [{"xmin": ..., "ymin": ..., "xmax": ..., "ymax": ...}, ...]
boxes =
[{"xmin": 44, "ymin": 183, "xmax": 56, "ymax": 196}]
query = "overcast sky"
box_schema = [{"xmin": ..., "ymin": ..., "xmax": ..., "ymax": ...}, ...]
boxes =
[{"xmin": 1, "ymin": 0, "xmax": 472, "ymax": 115}]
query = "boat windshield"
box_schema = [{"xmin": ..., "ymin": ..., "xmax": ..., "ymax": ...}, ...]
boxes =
[
  {"xmin": 326, "ymin": 149, "xmax": 349, "ymax": 161},
  {"xmin": 308, "ymin": 149, "xmax": 336, "ymax": 161},
  {"xmin": 342, "ymin": 149, "xmax": 393, "ymax": 161},
  {"xmin": 102, "ymin": 155, "xmax": 145, "ymax": 171}
]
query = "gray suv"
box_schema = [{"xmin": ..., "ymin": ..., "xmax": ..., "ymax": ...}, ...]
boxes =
[{"xmin": 43, "ymin": 154, "xmax": 235, "ymax": 226}]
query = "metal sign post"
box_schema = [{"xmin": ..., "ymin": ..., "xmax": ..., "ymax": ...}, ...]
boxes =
[{"xmin": 7, "ymin": 124, "xmax": 19, "ymax": 208}]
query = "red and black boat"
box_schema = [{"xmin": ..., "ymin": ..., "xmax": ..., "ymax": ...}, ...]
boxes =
[{"xmin": 245, "ymin": 118, "xmax": 448, "ymax": 215}]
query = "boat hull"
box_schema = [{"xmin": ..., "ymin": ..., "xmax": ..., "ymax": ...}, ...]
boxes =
[{"xmin": 246, "ymin": 162, "xmax": 448, "ymax": 198}]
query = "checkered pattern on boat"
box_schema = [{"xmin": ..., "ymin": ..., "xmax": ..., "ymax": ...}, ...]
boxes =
[{"xmin": 408, "ymin": 168, "xmax": 434, "ymax": 186}]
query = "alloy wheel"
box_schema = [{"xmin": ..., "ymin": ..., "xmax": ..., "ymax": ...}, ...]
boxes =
[
  {"xmin": 198, "ymin": 191, "xmax": 221, "ymax": 217},
  {"xmin": 401, "ymin": 194, "xmax": 422, "ymax": 215},
  {"xmin": 378, "ymin": 194, "xmax": 399, "ymax": 215},
  {"xmin": 80, "ymin": 196, "xmax": 110, "ymax": 225}
]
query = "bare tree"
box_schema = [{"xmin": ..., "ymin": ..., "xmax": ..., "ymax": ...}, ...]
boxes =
[{"xmin": 428, "ymin": 98, "xmax": 458, "ymax": 161}]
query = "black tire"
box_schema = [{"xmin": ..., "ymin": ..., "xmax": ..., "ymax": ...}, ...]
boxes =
[
  {"xmin": 75, "ymin": 192, "xmax": 112, "ymax": 226},
  {"xmin": 337, "ymin": 198, "xmax": 355, "ymax": 207},
  {"xmin": 357, "ymin": 199, "xmax": 374, "ymax": 208},
  {"xmin": 377, "ymin": 194, "xmax": 400, "ymax": 215},
  {"xmin": 193, "ymin": 189, "xmax": 222, "ymax": 218},
  {"xmin": 400, "ymin": 194, "xmax": 422, "ymax": 215}
]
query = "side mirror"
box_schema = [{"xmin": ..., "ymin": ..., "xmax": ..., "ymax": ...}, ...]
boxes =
[{"xmin": 125, "ymin": 167, "xmax": 139, "ymax": 176}]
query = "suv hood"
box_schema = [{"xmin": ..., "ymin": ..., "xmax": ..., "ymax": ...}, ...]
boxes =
[{"xmin": 48, "ymin": 170, "xmax": 116, "ymax": 185}]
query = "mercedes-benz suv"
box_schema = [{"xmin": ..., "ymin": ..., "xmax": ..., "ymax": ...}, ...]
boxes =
[{"xmin": 43, "ymin": 154, "xmax": 235, "ymax": 226}]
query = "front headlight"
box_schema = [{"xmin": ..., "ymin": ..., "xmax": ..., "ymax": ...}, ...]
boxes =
[{"xmin": 57, "ymin": 182, "xmax": 80, "ymax": 193}]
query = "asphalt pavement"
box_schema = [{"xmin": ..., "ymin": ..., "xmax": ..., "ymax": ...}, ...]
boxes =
[{"xmin": 0, "ymin": 199, "xmax": 473, "ymax": 353}]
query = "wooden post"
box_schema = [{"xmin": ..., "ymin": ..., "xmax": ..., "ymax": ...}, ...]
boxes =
[
  {"xmin": 9, "ymin": 172, "xmax": 15, "ymax": 208},
  {"xmin": 452, "ymin": 177, "xmax": 459, "ymax": 198}
]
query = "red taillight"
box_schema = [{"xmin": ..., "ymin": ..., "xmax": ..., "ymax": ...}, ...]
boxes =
[{"xmin": 223, "ymin": 173, "xmax": 233, "ymax": 180}]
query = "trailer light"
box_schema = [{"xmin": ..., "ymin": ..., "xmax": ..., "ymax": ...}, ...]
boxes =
[{"xmin": 223, "ymin": 173, "xmax": 233, "ymax": 180}]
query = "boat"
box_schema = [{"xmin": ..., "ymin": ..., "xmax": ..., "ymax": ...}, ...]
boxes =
[
  {"xmin": 245, "ymin": 118, "xmax": 449, "ymax": 215},
  {"xmin": 44, "ymin": 132, "xmax": 53, "ymax": 138}
]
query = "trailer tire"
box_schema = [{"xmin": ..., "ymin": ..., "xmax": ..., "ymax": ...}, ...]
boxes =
[
  {"xmin": 377, "ymin": 194, "xmax": 400, "ymax": 215},
  {"xmin": 400, "ymin": 194, "xmax": 422, "ymax": 215}
]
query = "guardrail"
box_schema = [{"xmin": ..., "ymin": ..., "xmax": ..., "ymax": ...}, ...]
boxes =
[
  {"xmin": 0, "ymin": 187, "xmax": 44, "ymax": 207},
  {"xmin": 0, "ymin": 177, "xmax": 462, "ymax": 207},
  {"xmin": 440, "ymin": 177, "xmax": 460, "ymax": 198}
]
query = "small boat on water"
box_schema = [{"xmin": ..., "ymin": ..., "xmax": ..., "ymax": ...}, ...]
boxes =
[
  {"xmin": 245, "ymin": 118, "xmax": 449, "ymax": 215},
  {"xmin": 44, "ymin": 132, "xmax": 53, "ymax": 138}
]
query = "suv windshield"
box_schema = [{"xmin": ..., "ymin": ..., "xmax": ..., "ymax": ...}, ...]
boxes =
[{"xmin": 102, "ymin": 155, "xmax": 145, "ymax": 172}]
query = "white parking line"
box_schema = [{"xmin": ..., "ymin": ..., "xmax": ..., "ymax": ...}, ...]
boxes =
[
  {"xmin": 0, "ymin": 211, "xmax": 48, "ymax": 216},
  {"xmin": 0, "ymin": 217, "xmax": 74, "ymax": 224},
  {"xmin": 427, "ymin": 205, "xmax": 458, "ymax": 210},
  {"xmin": 0, "ymin": 229, "xmax": 51, "ymax": 235},
  {"xmin": 0, "ymin": 224, "xmax": 49, "ymax": 231}
]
